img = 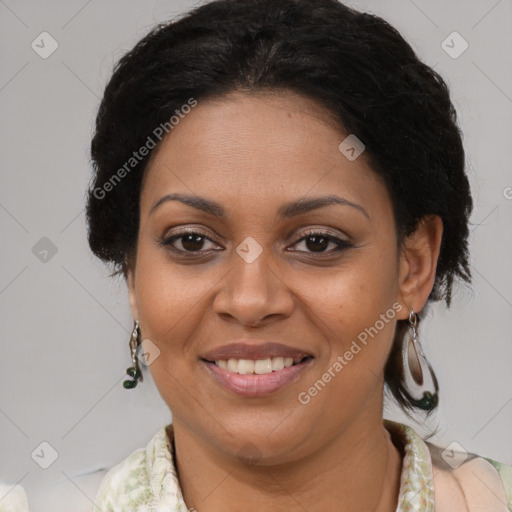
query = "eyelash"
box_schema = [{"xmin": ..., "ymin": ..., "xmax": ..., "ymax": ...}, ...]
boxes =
[{"xmin": 159, "ymin": 228, "xmax": 352, "ymax": 257}]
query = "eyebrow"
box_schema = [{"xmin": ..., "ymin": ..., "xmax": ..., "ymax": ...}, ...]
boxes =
[{"xmin": 149, "ymin": 193, "xmax": 369, "ymax": 219}]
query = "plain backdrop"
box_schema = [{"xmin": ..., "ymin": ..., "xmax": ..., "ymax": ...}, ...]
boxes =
[{"xmin": 0, "ymin": 0, "xmax": 511, "ymax": 510}]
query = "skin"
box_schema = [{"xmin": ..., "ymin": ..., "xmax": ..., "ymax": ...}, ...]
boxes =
[{"xmin": 127, "ymin": 90, "xmax": 443, "ymax": 511}]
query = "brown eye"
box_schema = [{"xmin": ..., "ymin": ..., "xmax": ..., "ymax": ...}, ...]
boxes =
[
  {"xmin": 291, "ymin": 231, "xmax": 352, "ymax": 254},
  {"xmin": 179, "ymin": 233, "xmax": 207, "ymax": 251},
  {"xmin": 161, "ymin": 230, "xmax": 220, "ymax": 254},
  {"xmin": 304, "ymin": 234, "xmax": 330, "ymax": 252}
]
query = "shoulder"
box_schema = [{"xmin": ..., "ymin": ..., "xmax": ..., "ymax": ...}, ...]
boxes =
[
  {"xmin": 93, "ymin": 425, "xmax": 173, "ymax": 512},
  {"xmin": 385, "ymin": 420, "xmax": 512, "ymax": 512},
  {"xmin": 425, "ymin": 440, "xmax": 512, "ymax": 512}
]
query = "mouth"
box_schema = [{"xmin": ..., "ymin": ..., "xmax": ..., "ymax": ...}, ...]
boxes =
[{"xmin": 200, "ymin": 341, "xmax": 315, "ymax": 397}]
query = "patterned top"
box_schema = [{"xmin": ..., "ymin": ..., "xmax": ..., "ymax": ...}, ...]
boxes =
[
  {"xmin": 91, "ymin": 419, "xmax": 512, "ymax": 512},
  {"xmin": 1, "ymin": 420, "xmax": 510, "ymax": 511}
]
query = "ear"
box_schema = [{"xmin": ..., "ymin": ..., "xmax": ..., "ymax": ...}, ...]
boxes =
[
  {"xmin": 126, "ymin": 266, "xmax": 139, "ymax": 321},
  {"xmin": 396, "ymin": 215, "xmax": 443, "ymax": 319}
]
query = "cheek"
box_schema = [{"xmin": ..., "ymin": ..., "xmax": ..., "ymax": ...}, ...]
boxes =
[
  {"xmin": 133, "ymin": 248, "xmax": 216, "ymax": 412},
  {"xmin": 133, "ymin": 241, "xmax": 218, "ymax": 366},
  {"xmin": 292, "ymin": 274, "xmax": 399, "ymax": 434},
  {"xmin": 293, "ymin": 245, "xmax": 400, "ymax": 394},
  {"xmin": 298, "ymin": 246, "xmax": 399, "ymax": 342}
]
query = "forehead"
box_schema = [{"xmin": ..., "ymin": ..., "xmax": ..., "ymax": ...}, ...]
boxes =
[{"xmin": 140, "ymin": 91, "xmax": 388, "ymax": 218}]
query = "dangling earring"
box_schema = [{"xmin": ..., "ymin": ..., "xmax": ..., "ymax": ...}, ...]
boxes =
[
  {"xmin": 402, "ymin": 310, "xmax": 439, "ymax": 410},
  {"xmin": 123, "ymin": 320, "xmax": 144, "ymax": 389}
]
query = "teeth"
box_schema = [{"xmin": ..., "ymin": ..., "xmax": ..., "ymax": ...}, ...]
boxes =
[
  {"xmin": 254, "ymin": 358, "xmax": 272, "ymax": 374},
  {"xmin": 271, "ymin": 357, "xmax": 284, "ymax": 371},
  {"xmin": 215, "ymin": 356, "xmax": 302, "ymax": 374},
  {"xmin": 238, "ymin": 359, "xmax": 255, "ymax": 374}
]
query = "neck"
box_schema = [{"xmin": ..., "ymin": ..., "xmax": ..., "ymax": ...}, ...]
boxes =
[{"xmin": 172, "ymin": 411, "xmax": 403, "ymax": 512}]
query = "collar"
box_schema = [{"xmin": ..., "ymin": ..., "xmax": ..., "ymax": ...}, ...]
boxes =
[{"xmin": 384, "ymin": 419, "xmax": 435, "ymax": 511}]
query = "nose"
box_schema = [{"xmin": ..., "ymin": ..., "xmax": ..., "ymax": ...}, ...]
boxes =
[{"xmin": 212, "ymin": 246, "xmax": 294, "ymax": 327}]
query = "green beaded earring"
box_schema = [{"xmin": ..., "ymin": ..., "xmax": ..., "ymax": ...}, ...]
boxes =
[{"xmin": 123, "ymin": 321, "xmax": 144, "ymax": 389}]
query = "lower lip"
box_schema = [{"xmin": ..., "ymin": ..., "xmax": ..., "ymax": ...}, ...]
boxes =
[{"xmin": 202, "ymin": 358, "xmax": 313, "ymax": 397}]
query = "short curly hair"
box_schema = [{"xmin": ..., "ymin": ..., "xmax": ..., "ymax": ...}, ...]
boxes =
[{"xmin": 86, "ymin": 0, "xmax": 473, "ymax": 414}]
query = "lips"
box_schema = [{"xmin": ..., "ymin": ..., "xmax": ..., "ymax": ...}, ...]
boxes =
[
  {"xmin": 200, "ymin": 341, "xmax": 314, "ymax": 397},
  {"xmin": 201, "ymin": 341, "xmax": 313, "ymax": 362}
]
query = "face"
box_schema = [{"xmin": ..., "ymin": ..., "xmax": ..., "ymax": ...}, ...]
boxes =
[{"xmin": 127, "ymin": 91, "xmax": 439, "ymax": 464}]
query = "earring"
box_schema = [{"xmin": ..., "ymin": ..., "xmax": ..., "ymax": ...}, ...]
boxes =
[
  {"xmin": 123, "ymin": 321, "xmax": 144, "ymax": 389},
  {"xmin": 401, "ymin": 310, "xmax": 439, "ymax": 410}
]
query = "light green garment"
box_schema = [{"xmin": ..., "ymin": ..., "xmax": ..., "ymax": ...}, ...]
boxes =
[
  {"xmin": 1, "ymin": 420, "xmax": 510, "ymax": 511},
  {"xmin": 92, "ymin": 419, "xmax": 512, "ymax": 511}
]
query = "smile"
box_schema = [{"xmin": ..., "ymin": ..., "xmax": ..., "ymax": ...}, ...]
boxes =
[{"xmin": 201, "ymin": 356, "xmax": 314, "ymax": 397}]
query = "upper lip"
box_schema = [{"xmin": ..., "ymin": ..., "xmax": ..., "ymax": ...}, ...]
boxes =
[{"xmin": 201, "ymin": 341, "xmax": 313, "ymax": 361}]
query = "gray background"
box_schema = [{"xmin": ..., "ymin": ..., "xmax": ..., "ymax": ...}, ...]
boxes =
[{"xmin": 0, "ymin": 0, "xmax": 511, "ymax": 510}]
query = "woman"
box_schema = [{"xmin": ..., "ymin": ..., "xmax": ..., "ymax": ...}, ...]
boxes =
[{"xmin": 84, "ymin": 0, "xmax": 511, "ymax": 510}]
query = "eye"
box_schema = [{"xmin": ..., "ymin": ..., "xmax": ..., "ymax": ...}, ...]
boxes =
[
  {"xmin": 289, "ymin": 230, "xmax": 352, "ymax": 254},
  {"xmin": 159, "ymin": 228, "xmax": 352, "ymax": 257},
  {"xmin": 160, "ymin": 229, "xmax": 221, "ymax": 254}
]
